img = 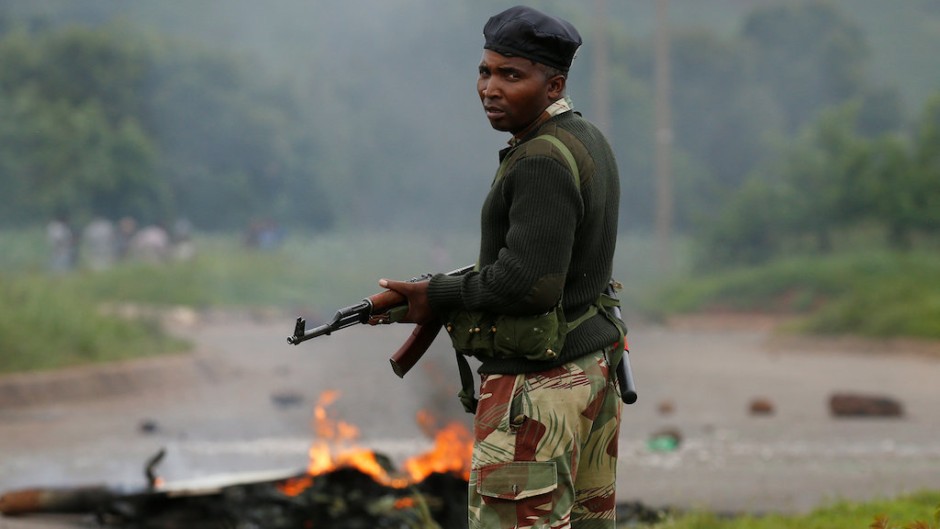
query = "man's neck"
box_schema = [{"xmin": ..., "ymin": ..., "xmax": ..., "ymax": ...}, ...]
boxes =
[{"xmin": 509, "ymin": 97, "xmax": 573, "ymax": 146}]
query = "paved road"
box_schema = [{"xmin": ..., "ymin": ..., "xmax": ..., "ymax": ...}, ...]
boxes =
[{"xmin": 2, "ymin": 311, "xmax": 940, "ymax": 527}]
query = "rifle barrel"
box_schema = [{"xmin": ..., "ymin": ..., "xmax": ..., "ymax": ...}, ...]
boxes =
[
  {"xmin": 287, "ymin": 301, "xmax": 372, "ymax": 345},
  {"xmin": 287, "ymin": 264, "xmax": 474, "ymax": 347}
]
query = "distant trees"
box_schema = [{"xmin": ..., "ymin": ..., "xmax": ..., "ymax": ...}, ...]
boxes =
[
  {"xmin": 585, "ymin": 0, "xmax": 930, "ymax": 269},
  {"xmin": 600, "ymin": 0, "xmax": 906, "ymax": 236},
  {"xmin": 742, "ymin": 1, "xmax": 870, "ymax": 133},
  {"xmin": 0, "ymin": 21, "xmax": 333, "ymax": 231},
  {"xmin": 0, "ymin": 0, "xmax": 934, "ymax": 259},
  {"xmin": 698, "ymin": 92, "xmax": 940, "ymax": 269}
]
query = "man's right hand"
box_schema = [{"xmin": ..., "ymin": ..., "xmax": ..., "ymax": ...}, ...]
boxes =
[{"xmin": 377, "ymin": 278, "xmax": 436, "ymax": 326}]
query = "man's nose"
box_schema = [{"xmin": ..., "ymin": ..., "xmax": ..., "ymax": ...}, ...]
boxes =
[{"xmin": 480, "ymin": 78, "xmax": 500, "ymax": 98}]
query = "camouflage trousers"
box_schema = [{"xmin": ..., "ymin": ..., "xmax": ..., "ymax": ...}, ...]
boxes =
[{"xmin": 468, "ymin": 347, "xmax": 622, "ymax": 529}]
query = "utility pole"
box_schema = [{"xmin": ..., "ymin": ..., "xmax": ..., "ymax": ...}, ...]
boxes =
[
  {"xmin": 654, "ymin": 0, "xmax": 673, "ymax": 271},
  {"xmin": 592, "ymin": 0, "xmax": 611, "ymax": 136}
]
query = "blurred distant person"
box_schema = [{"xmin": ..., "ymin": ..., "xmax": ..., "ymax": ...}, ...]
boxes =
[
  {"xmin": 46, "ymin": 212, "xmax": 78, "ymax": 273},
  {"xmin": 115, "ymin": 216, "xmax": 137, "ymax": 261},
  {"xmin": 82, "ymin": 217, "xmax": 117, "ymax": 271},
  {"xmin": 129, "ymin": 224, "xmax": 171, "ymax": 263},
  {"xmin": 171, "ymin": 218, "xmax": 197, "ymax": 262},
  {"xmin": 244, "ymin": 218, "xmax": 284, "ymax": 251},
  {"xmin": 378, "ymin": 6, "xmax": 626, "ymax": 528}
]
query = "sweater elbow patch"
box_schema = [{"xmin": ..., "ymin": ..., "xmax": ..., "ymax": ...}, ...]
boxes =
[{"xmin": 522, "ymin": 273, "xmax": 565, "ymax": 312}]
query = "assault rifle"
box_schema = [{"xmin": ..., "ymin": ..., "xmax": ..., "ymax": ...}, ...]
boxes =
[
  {"xmin": 286, "ymin": 266, "xmax": 637, "ymax": 405},
  {"xmin": 287, "ymin": 264, "xmax": 475, "ymax": 378}
]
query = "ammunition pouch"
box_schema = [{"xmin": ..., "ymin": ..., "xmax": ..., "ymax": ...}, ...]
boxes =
[
  {"xmin": 443, "ymin": 303, "xmax": 574, "ymax": 362},
  {"xmin": 450, "ymin": 289, "xmax": 622, "ymax": 415}
]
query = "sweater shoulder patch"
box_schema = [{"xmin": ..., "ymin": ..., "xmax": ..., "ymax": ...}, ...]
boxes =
[
  {"xmin": 516, "ymin": 127, "xmax": 596, "ymax": 188},
  {"xmin": 520, "ymin": 136, "xmax": 557, "ymax": 159}
]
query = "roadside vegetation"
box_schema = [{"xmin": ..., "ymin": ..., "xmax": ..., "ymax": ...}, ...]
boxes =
[
  {"xmin": 8, "ymin": 225, "xmax": 940, "ymax": 374},
  {"xmin": 0, "ymin": 274, "xmax": 187, "ymax": 373},
  {"xmin": 0, "ymin": 230, "xmax": 431, "ymax": 373},
  {"xmin": 635, "ymin": 490, "xmax": 940, "ymax": 529},
  {"xmin": 649, "ymin": 249, "xmax": 940, "ymax": 340}
]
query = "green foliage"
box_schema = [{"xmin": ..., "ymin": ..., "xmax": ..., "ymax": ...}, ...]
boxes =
[
  {"xmin": 664, "ymin": 30, "xmax": 782, "ymax": 197},
  {"xmin": 696, "ymin": 177, "xmax": 786, "ymax": 269},
  {"xmin": 0, "ymin": 24, "xmax": 165, "ymax": 224},
  {"xmin": 742, "ymin": 0, "xmax": 870, "ymax": 133},
  {"xmin": 910, "ymin": 93, "xmax": 940, "ymax": 229},
  {"xmin": 0, "ymin": 20, "xmax": 332, "ymax": 230},
  {"xmin": 802, "ymin": 258, "xmax": 940, "ymax": 338},
  {"xmin": 0, "ymin": 228, "xmax": 46, "ymax": 272},
  {"xmin": 697, "ymin": 90, "xmax": 940, "ymax": 268},
  {"xmin": 774, "ymin": 104, "xmax": 871, "ymax": 251},
  {"xmin": 617, "ymin": 0, "xmax": 897, "ymax": 233},
  {"xmin": 0, "ymin": 1, "xmax": 938, "ymax": 263},
  {"xmin": 0, "ymin": 273, "xmax": 187, "ymax": 374},
  {"xmin": 0, "ymin": 228, "xmax": 481, "ymax": 307},
  {"xmin": 653, "ymin": 250, "xmax": 940, "ymax": 340},
  {"xmin": 638, "ymin": 492, "xmax": 940, "ymax": 529}
]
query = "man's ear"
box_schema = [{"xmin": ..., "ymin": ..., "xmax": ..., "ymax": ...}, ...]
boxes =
[{"xmin": 547, "ymin": 74, "xmax": 566, "ymax": 100}]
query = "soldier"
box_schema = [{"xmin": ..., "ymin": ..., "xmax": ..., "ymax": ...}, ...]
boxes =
[{"xmin": 380, "ymin": 6, "xmax": 625, "ymax": 528}]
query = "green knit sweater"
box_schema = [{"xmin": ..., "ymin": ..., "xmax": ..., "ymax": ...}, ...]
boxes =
[{"xmin": 428, "ymin": 110, "xmax": 622, "ymax": 374}]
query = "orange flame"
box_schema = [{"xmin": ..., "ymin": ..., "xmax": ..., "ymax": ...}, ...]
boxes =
[
  {"xmin": 394, "ymin": 497, "xmax": 416, "ymax": 509},
  {"xmin": 403, "ymin": 411, "xmax": 473, "ymax": 483},
  {"xmin": 278, "ymin": 391, "xmax": 472, "ymax": 496}
]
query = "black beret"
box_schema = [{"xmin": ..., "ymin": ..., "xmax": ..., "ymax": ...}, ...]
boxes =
[{"xmin": 483, "ymin": 5, "xmax": 582, "ymax": 72}]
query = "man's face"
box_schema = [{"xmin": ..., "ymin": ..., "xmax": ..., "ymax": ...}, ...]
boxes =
[{"xmin": 477, "ymin": 50, "xmax": 562, "ymax": 135}]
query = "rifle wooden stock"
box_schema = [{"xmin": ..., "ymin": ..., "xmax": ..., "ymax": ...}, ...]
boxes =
[
  {"xmin": 388, "ymin": 321, "xmax": 444, "ymax": 378},
  {"xmin": 364, "ymin": 289, "xmax": 407, "ymax": 313}
]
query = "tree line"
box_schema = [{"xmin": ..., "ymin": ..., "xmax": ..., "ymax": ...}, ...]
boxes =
[
  {"xmin": 0, "ymin": 1, "xmax": 937, "ymax": 270},
  {"xmin": 0, "ymin": 18, "xmax": 332, "ymax": 231}
]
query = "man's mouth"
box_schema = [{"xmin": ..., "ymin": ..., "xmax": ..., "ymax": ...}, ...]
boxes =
[{"xmin": 484, "ymin": 105, "xmax": 506, "ymax": 120}]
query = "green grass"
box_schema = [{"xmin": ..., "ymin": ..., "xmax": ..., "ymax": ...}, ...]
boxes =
[
  {"xmin": 0, "ymin": 227, "xmax": 48, "ymax": 273},
  {"xmin": 0, "ymin": 273, "xmax": 188, "ymax": 373},
  {"xmin": 650, "ymin": 250, "xmax": 940, "ymax": 340},
  {"xmin": 635, "ymin": 491, "xmax": 940, "ymax": 529},
  {"xmin": 0, "ymin": 229, "xmax": 489, "ymax": 375},
  {"xmin": 14, "ymin": 227, "xmax": 940, "ymax": 376},
  {"xmin": 1, "ymin": 228, "xmax": 689, "ymax": 310},
  {"xmin": 0, "ymin": 228, "xmax": 687, "ymax": 375},
  {"xmin": 68, "ymin": 231, "xmax": 483, "ymax": 310}
]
